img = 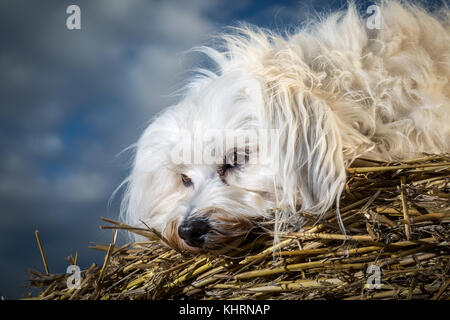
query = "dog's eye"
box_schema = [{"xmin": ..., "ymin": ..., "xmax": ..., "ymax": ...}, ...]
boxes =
[
  {"xmin": 181, "ymin": 174, "xmax": 193, "ymax": 187},
  {"xmin": 218, "ymin": 163, "xmax": 236, "ymax": 177},
  {"xmin": 218, "ymin": 150, "xmax": 243, "ymax": 176}
]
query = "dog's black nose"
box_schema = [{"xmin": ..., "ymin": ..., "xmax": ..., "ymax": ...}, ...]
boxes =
[{"xmin": 178, "ymin": 218, "xmax": 210, "ymax": 248}]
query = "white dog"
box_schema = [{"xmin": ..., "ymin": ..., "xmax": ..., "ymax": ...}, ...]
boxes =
[{"xmin": 120, "ymin": 1, "xmax": 450, "ymax": 253}]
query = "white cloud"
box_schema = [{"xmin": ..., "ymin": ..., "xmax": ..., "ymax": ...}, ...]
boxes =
[
  {"xmin": 52, "ymin": 171, "xmax": 111, "ymax": 204},
  {"xmin": 29, "ymin": 134, "xmax": 64, "ymax": 156},
  {"xmin": 122, "ymin": 1, "xmax": 220, "ymax": 116}
]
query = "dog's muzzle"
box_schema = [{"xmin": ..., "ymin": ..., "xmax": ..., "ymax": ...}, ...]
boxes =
[{"xmin": 178, "ymin": 218, "xmax": 210, "ymax": 248}]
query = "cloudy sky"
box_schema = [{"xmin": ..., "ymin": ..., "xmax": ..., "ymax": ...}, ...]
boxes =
[{"xmin": 1, "ymin": 0, "xmax": 442, "ymax": 299}]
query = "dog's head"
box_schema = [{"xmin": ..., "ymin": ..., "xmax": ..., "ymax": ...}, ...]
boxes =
[
  {"xmin": 121, "ymin": 29, "xmax": 348, "ymax": 253},
  {"xmin": 122, "ymin": 70, "xmax": 278, "ymax": 253}
]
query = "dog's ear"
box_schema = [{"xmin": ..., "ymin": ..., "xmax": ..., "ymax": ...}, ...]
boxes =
[
  {"xmin": 265, "ymin": 87, "xmax": 347, "ymax": 227},
  {"xmin": 120, "ymin": 109, "xmax": 182, "ymax": 230}
]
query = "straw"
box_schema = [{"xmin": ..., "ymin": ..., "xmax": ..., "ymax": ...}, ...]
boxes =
[
  {"xmin": 26, "ymin": 153, "xmax": 450, "ymax": 300},
  {"xmin": 34, "ymin": 230, "xmax": 50, "ymax": 275}
]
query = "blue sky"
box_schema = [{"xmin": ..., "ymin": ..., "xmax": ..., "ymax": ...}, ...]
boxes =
[{"xmin": 0, "ymin": 0, "xmax": 443, "ymax": 299}]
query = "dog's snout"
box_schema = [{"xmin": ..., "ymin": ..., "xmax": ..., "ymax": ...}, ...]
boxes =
[{"xmin": 178, "ymin": 218, "xmax": 210, "ymax": 248}]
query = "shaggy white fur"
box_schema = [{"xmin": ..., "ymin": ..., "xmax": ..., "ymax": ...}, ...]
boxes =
[{"xmin": 120, "ymin": 1, "xmax": 450, "ymax": 252}]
